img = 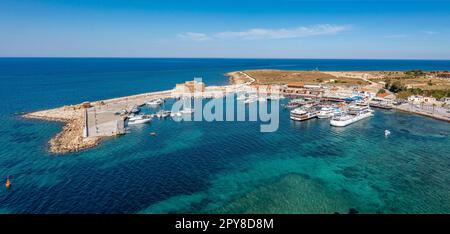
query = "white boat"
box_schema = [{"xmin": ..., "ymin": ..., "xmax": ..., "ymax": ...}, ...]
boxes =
[
  {"xmin": 203, "ymin": 93, "xmax": 213, "ymax": 99},
  {"xmin": 130, "ymin": 105, "xmax": 141, "ymax": 114},
  {"xmin": 170, "ymin": 112, "xmax": 182, "ymax": 117},
  {"xmin": 244, "ymin": 99, "xmax": 257, "ymax": 104},
  {"xmin": 290, "ymin": 108, "xmax": 317, "ymax": 121},
  {"xmin": 287, "ymin": 98, "xmax": 309, "ymax": 108},
  {"xmin": 330, "ymin": 105, "xmax": 373, "ymax": 127},
  {"xmin": 258, "ymin": 97, "xmax": 267, "ymax": 102},
  {"xmin": 155, "ymin": 110, "xmax": 171, "ymax": 118},
  {"xmin": 236, "ymin": 94, "xmax": 247, "ymax": 101},
  {"xmin": 268, "ymin": 94, "xmax": 285, "ymax": 100},
  {"xmin": 127, "ymin": 114, "xmax": 152, "ymax": 125},
  {"xmin": 146, "ymin": 98, "xmax": 164, "ymax": 106},
  {"xmin": 115, "ymin": 109, "xmax": 128, "ymax": 115},
  {"xmin": 347, "ymin": 104, "xmax": 374, "ymax": 115},
  {"xmin": 285, "ymin": 99, "xmax": 303, "ymax": 109},
  {"xmin": 244, "ymin": 96, "xmax": 258, "ymax": 104},
  {"xmin": 369, "ymin": 101, "xmax": 393, "ymax": 110},
  {"xmin": 317, "ymin": 107, "xmax": 334, "ymax": 119},
  {"xmin": 285, "ymin": 102, "xmax": 300, "ymax": 109},
  {"xmin": 385, "ymin": 130, "xmax": 391, "ymax": 137},
  {"xmin": 212, "ymin": 93, "xmax": 225, "ymax": 99},
  {"xmin": 180, "ymin": 107, "xmax": 194, "ymax": 114},
  {"xmin": 302, "ymin": 103, "xmax": 315, "ymax": 109}
]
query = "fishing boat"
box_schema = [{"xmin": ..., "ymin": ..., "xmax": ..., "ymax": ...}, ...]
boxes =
[
  {"xmin": 130, "ymin": 105, "xmax": 141, "ymax": 114},
  {"xmin": 244, "ymin": 95, "xmax": 258, "ymax": 104},
  {"xmin": 180, "ymin": 107, "xmax": 194, "ymax": 114},
  {"xmin": 170, "ymin": 112, "xmax": 182, "ymax": 117},
  {"xmin": 146, "ymin": 98, "xmax": 164, "ymax": 106},
  {"xmin": 155, "ymin": 110, "xmax": 171, "ymax": 118},
  {"xmin": 236, "ymin": 94, "xmax": 247, "ymax": 101},
  {"xmin": 115, "ymin": 109, "xmax": 128, "ymax": 116},
  {"xmin": 127, "ymin": 114, "xmax": 152, "ymax": 125},
  {"xmin": 290, "ymin": 108, "xmax": 317, "ymax": 121},
  {"xmin": 330, "ymin": 105, "xmax": 373, "ymax": 127}
]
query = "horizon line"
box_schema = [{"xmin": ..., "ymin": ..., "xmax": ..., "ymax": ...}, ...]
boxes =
[{"xmin": 1, "ymin": 56, "xmax": 450, "ymax": 61}]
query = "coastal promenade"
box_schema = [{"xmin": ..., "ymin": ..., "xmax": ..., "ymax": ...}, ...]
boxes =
[{"xmin": 394, "ymin": 103, "xmax": 450, "ymax": 123}]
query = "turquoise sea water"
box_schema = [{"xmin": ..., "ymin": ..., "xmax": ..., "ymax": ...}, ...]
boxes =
[{"xmin": 0, "ymin": 58, "xmax": 450, "ymax": 213}]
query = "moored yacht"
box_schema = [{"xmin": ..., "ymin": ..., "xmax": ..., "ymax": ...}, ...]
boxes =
[
  {"xmin": 347, "ymin": 104, "xmax": 373, "ymax": 115},
  {"xmin": 369, "ymin": 100, "xmax": 393, "ymax": 110},
  {"xmin": 236, "ymin": 94, "xmax": 247, "ymax": 101},
  {"xmin": 317, "ymin": 106, "xmax": 335, "ymax": 119},
  {"xmin": 170, "ymin": 112, "xmax": 182, "ymax": 117},
  {"xmin": 330, "ymin": 105, "xmax": 373, "ymax": 127},
  {"xmin": 180, "ymin": 107, "xmax": 194, "ymax": 114},
  {"xmin": 285, "ymin": 102, "xmax": 300, "ymax": 109},
  {"xmin": 127, "ymin": 114, "xmax": 152, "ymax": 125},
  {"xmin": 285, "ymin": 99, "xmax": 304, "ymax": 109},
  {"xmin": 146, "ymin": 98, "xmax": 164, "ymax": 106},
  {"xmin": 155, "ymin": 110, "xmax": 171, "ymax": 118},
  {"xmin": 290, "ymin": 108, "xmax": 317, "ymax": 121},
  {"xmin": 244, "ymin": 95, "xmax": 258, "ymax": 104},
  {"xmin": 130, "ymin": 105, "xmax": 141, "ymax": 114}
]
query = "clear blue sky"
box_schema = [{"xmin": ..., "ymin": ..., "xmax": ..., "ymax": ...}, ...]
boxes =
[{"xmin": 1, "ymin": 0, "xmax": 449, "ymax": 59}]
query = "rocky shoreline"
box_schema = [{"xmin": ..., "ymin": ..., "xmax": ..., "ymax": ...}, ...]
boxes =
[{"xmin": 23, "ymin": 104, "xmax": 101, "ymax": 154}]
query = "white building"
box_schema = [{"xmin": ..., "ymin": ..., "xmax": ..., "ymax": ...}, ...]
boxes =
[
  {"xmin": 408, "ymin": 95, "xmax": 438, "ymax": 104},
  {"xmin": 442, "ymin": 97, "xmax": 450, "ymax": 105},
  {"xmin": 408, "ymin": 95, "xmax": 424, "ymax": 103}
]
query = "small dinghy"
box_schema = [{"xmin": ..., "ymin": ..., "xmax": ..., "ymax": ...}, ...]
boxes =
[
  {"xmin": 5, "ymin": 176, "xmax": 11, "ymax": 189},
  {"xmin": 385, "ymin": 130, "xmax": 391, "ymax": 137}
]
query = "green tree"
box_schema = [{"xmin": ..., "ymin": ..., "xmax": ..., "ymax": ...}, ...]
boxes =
[
  {"xmin": 397, "ymin": 91, "xmax": 413, "ymax": 100},
  {"xmin": 405, "ymin": 69, "xmax": 425, "ymax": 77},
  {"xmin": 384, "ymin": 79, "xmax": 391, "ymax": 89},
  {"xmin": 389, "ymin": 81, "xmax": 405, "ymax": 93},
  {"xmin": 377, "ymin": 89, "xmax": 386, "ymax": 94}
]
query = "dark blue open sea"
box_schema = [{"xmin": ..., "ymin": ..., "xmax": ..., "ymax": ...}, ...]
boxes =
[{"xmin": 1, "ymin": 58, "xmax": 450, "ymax": 214}]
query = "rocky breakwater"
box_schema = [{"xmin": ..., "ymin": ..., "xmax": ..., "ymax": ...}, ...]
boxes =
[{"xmin": 23, "ymin": 103, "xmax": 101, "ymax": 154}]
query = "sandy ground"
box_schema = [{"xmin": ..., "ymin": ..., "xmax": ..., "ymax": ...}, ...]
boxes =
[
  {"xmin": 232, "ymin": 70, "xmax": 371, "ymax": 86},
  {"xmin": 226, "ymin": 71, "xmax": 255, "ymax": 85}
]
